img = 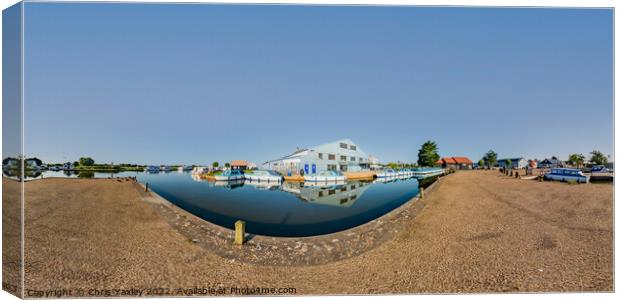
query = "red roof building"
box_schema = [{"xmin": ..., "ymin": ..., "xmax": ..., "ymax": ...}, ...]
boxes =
[{"xmin": 438, "ymin": 156, "xmax": 473, "ymax": 169}]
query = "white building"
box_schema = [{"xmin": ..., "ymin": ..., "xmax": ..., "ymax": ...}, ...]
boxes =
[{"xmin": 263, "ymin": 139, "xmax": 370, "ymax": 175}]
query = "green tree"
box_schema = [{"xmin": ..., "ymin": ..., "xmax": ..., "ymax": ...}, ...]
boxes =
[
  {"xmin": 478, "ymin": 159, "xmax": 485, "ymax": 169},
  {"xmin": 483, "ymin": 150, "xmax": 498, "ymax": 168},
  {"xmin": 505, "ymin": 159, "xmax": 512, "ymax": 169},
  {"xmin": 568, "ymin": 153, "xmax": 585, "ymax": 167},
  {"xmin": 73, "ymin": 161, "xmax": 80, "ymax": 167},
  {"xmin": 225, "ymin": 162, "xmax": 231, "ymax": 168},
  {"xmin": 589, "ymin": 150, "xmax": 608, "ymax": 166},
  {"xmin": 212, "ymin": 162, "xmax": 219, "ymax": 168},
  {"xmin": 417, "ymin": 140, "xmax": 440, "ymax": 167},
  {"xmin": 79, "ymin": 157, "xmax": 95, "ymax": 166}
]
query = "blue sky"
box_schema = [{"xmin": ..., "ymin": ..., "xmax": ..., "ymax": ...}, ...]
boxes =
[{"xmin": 21, "ymin": 3, "xmax": 613, "ymax": 165}]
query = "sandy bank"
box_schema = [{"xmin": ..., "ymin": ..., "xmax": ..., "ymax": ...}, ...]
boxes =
[{"xmin": 16, "ymin": 170, "xmax": 613, "ymax": 294}]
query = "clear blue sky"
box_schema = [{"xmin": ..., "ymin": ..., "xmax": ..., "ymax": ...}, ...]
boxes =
[{"xmin": 22, "ymin": 3, "xmax": 613, "ymax": 165}]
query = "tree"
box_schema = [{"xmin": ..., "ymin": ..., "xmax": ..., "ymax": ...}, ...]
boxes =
[
  {"xmin": 73, "ymin": 161, "xmax": 80, "ymax": 167},
  {"xmin": 483, "ymin": 150, "xmax": 498, "ymax": 168},
  {"xmin": 212, "ymin": 162, "xmax": 219, "ymax": 168},
  {"xmin": 589, "ymin": 150, "xmax": 608, "ymax": 166},
  {"xmin": 505, "ymin": 159, "xmax": 512, "ymax": 169},
  {"xmin": 224, "ymin": 162, "xmax": 230, "ymax": 168},
  {"xmin": 79, "ymin": 157, "xmax": 95, "ymax": 166},
  {"xmin": 478, "ymin": 159, "xmax": 485, "ymax": 169},
  {"xmin": 568, "ymin": 153, "xmax": 585, "ymax": 167},
  {"xmin": 417, "ymin": 140, "xmax": 440, "ymax": 167}
]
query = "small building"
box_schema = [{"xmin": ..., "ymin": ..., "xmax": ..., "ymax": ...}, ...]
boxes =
[
  {"xmin": 437, "ymin": 157, "xmax": 473, "ymax": 169},
  {"xmin": 497, "ymin": 157, "xmax": 527, "ymax": 169},
  {"xmin": 263, "ymin": 139, "xmax": 370, "ymax": 175},
  {"xmin": 538, "ymin": 158, "xmax": 564, "ymax": 169},
  {"xmin": 62, "ymin": 162, "xmax": 74, "ymax": 170},
  {"xmin": 230, "ymin": 160, "xmax": 250, "ymax": 171}
]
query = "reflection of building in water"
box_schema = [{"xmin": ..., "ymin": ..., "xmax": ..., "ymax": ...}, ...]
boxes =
[{"xmin": 283, "ymin": 181, "xmax": 370, "ymax": 207}]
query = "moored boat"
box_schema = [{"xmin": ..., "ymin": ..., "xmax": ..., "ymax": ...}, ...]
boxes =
[
  {"xmin": 244, "ymin": 170, "xmax": 283, "ymax": 182},
  {"xmin": 376, "ymin": 168, "xmax": 397, "ymax": 178},
  {"xmin": 544, "ymin": 168, "xmax": 589, "ymax": 183},
  {"xmin": 145, "ymin": 166, "xmax": 160, "ymax": 173},
  {"xmin": 213, "ymin": 169, "xmax": 245, "ymax": 181},
  {"xmin": 412, "ymin": 167, "xmax": 444, "ymax": 179},
  {"xmin": 304, "ymin": 170, "xmax": 346, "ymax": 182}
]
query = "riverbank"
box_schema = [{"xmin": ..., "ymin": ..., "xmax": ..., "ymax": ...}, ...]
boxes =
[{"xmin": 18, "ymin": 170, "xmax": 612, "ymax": 294}]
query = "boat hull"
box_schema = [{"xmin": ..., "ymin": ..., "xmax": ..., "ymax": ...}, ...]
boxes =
[
  {"xmin": 544, "ymin": 174, "xmax": 589, "ymax": 183},
  {"xmin": 303, "ymin": 175, "xmax": 346, "ymax": 182},
  {"xmin": 244, "ymin": 175, "xmax": 282, "ymax": 182},
  {"xmin": 213, "ymin": 175, "xmax": 245, "ymax": 181}
]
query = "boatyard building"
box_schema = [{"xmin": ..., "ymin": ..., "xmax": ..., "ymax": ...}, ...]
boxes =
[{"xmin": 263, "ymin": 139, "xmax": 370, "ymax": 175}]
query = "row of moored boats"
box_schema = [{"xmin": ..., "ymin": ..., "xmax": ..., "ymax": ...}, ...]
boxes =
[{"xmin": 198, "ymin": 167, "xmax": 444, "ymax": 182}]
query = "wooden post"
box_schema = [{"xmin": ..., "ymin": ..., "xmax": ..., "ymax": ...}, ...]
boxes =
[
  {"xmin": 515, "ymin": 171, "xmax": 519, "ymax": 178},
  {"xmin": 419, "ymin": 187, "xmax": 424, "ymax": 199},
  {"xmin": 145, "ymin": 183, "xmax": 149, "ymax": 192},
  {"xmin": 234, "ymin": 220, "xmax": 245, "ymax": 245}
]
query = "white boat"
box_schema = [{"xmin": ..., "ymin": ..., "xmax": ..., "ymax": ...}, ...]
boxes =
[
  {"xmin": 376, "ymin": 168, "xmax": 397, "ymax": 178},
  {"xmin": 244, "ymin": 170, "xmax": 283, "ymax": 182},
  {"xmin": 544, "ymin": 168, "xmax": 589, "ymax": 183},
  {"xmin": 191, "ymin": 166, "xmax": 209, "ymax": 175},
  {"xmin": 213, "ymin": 169, "xmax": 245, "ymax": 181},
  {"xmin": 412, "ymin": 167, "xmax": 444, "ymax": 179},
  {"xmin": 145, "ymin": 166, "xmax": 160, "ymax": 173},
  {"xmin": 304, "ymin": 170, "xmax": 346, "ymax": 182},
  {"xmin": 160, "ymin": 165, "xmax": 171, "ymax": 172}
]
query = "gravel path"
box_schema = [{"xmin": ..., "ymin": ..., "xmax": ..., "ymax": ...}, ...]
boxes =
[{"xmin": 16, "ymin": 170, "xmax": 613, "ymax": 295}]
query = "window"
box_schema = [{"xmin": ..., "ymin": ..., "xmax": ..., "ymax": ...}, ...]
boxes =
[
  {"xmin": 328, "ymin": 154, "xmax": 336, "ymax": 160},
  {"xmin": 340, "ymin": 155, "xmax": 347, "ymax": 161},
  {"xmin": 350, "ymin": 157, "xmax": 356, "ymax": 162},
  {"xmin": 318, "ymin": 153, "xmax": 324, "ymax": 159},
  {"xmin": 340, "ymin": 186, "xmax": 347, "ymax": 192},
  {"xmin": 359, "ymin": 157, "xmax": 363, "ymax": 162},
  {"xmin": 350, "ymin": 145, "xmax": 357, "ymax": 151},
  {"xmin": 340, "ymin": 143, "xmax": 348, "ymax": 149},
  {"xmin": 327, "ymin": 164, "xmax": 337, "ymax": 171}
]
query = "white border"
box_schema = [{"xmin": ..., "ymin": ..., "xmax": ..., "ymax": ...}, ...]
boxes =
[{"xmin": 0, "ymin": 1, "xmax": 616, "ymax": 300}]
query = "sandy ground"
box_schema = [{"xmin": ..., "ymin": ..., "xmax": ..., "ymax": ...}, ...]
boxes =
[{"xmin": 12, "ymin": 170, "xmax": 613, "ymax": 296}]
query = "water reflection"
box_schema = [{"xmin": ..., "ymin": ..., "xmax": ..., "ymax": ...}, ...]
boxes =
[{"xmin": 283, "ymin": 181, "xmax": 371, "ymax": 207}]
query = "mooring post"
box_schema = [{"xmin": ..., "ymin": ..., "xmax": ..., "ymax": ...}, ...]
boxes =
[
  {"xmin": 235, "ymin": 220, "xmax": 245, "ymax": 245},
  {"xmin": 420, "ymin": 187, "xmax": 424, "ymax": 199},
  {"xmin": 515, "ymin": 171, "xmax": 519, "ymax": 178},
  {"xmin": 145, "ymin": 183, "xmax": 149, "ymax": 192}
]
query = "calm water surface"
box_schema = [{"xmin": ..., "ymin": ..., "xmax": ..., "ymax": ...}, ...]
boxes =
[{"xmin": 38, "ymin": 170, "xmax": 420, "ymax": 237}]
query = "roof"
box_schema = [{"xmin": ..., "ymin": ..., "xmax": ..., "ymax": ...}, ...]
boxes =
[
  {"xmin": 440, "ymin": 157, "xmax": 457, "ymax": 164},
  {"xmin": 230, "ymin": 160, "xmax": 249, "ymax": 166},
  {"xmin": 498, "ymin": 157, "xmax": 525, "ymax": 162},
  {"xmin": 452, "ymin": 157, "xmax": 473, "ymax": 164}
]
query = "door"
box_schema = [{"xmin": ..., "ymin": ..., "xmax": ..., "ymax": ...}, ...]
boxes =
[{"xmin": 312, "ymin": 164, "xmax": 316, "ymax": 174}]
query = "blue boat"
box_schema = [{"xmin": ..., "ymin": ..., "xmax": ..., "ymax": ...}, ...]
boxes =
[
  {"xmin": 591, "ymin": 165, "xmax": 610, "ymax": 173},
  {"xmin": 544, "ymin": 168, "xmax": 589, "ymax": 183}
]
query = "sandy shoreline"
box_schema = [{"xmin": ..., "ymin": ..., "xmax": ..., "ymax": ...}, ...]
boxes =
[{"xmin": 6, "ymin": 170, "xmax": 614, "ymax": 295}]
